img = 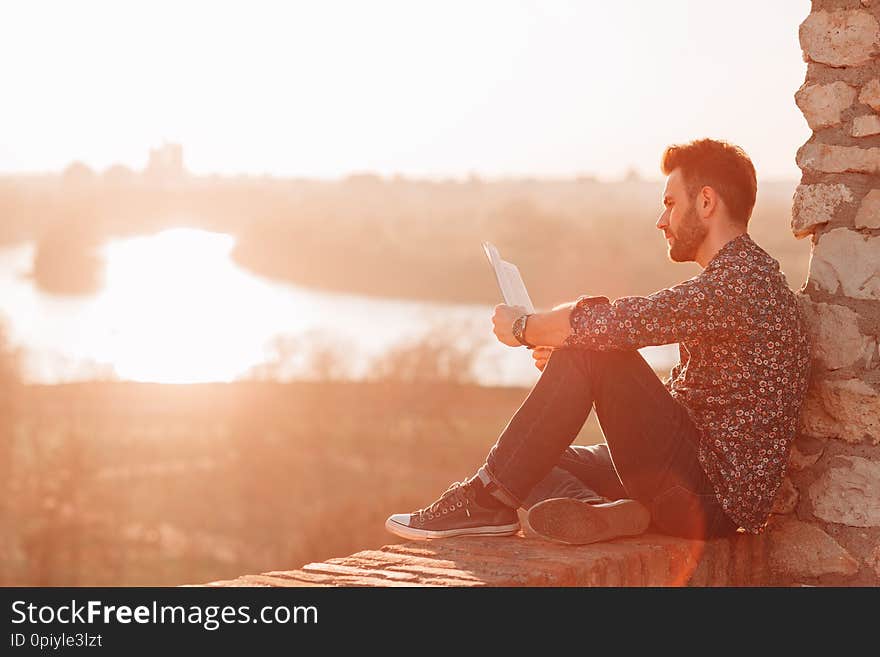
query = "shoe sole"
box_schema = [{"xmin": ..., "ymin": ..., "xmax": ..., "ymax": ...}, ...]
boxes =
[
  {"xmin": 526, "ymin": 498, "xmax": 650, "ymax": 545},
  {"xmin": 385, "ymin": 517, "xmax": 520, "ymax": 541}
]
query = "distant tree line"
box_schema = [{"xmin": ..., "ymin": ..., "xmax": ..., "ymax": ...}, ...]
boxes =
[{"xmin": 0, "ymin": 173, "xmax": 808, "ymax": 303}]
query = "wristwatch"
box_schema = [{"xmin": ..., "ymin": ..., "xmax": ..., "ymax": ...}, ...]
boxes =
[{"xmin": 511, "ymin": 314, "xmax": 536, "ymax": 348}]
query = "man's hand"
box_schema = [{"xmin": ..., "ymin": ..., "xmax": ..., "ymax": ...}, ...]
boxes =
[
  {"xmin": 491, "ymin": 304, "xmax": 529, "ymax": 347},
  {"xmin": 531, "ymin": 346, "xmax": 553, "ymax": 371},
  {"xmin": 492, "ymin": 300, "xmax": 577, "ymax": 349}
]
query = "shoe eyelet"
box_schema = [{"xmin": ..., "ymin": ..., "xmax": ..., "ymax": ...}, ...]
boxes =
[
  {"xmin": 442, "ymin": 508, "xmax": 448, "ymax": 514},
  {"xmin": 456, "ymin": 501, "xmax": 463, "ymax": 508}
]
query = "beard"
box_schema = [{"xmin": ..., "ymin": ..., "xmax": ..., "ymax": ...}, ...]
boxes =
[{"xmin": 667, "ymin": 203, "xmax": 707, "ymax": 262}]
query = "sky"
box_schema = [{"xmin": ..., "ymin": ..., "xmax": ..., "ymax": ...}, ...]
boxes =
[{"xmin": 0, "ymin": 0, "xmax": 811, "ymax": 181}]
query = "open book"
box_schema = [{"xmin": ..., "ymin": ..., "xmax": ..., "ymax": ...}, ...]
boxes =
[{"xmin": 481, "ymin": 241, "xmax": 535, "ymax": 314}]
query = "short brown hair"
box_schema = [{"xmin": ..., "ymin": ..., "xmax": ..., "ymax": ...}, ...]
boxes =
[{"xmin": 661, "ymin": 138, "xmax": 757, "ymax": 226}]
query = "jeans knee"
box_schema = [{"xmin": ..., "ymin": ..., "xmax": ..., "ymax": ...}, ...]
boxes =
[
  {"xmin": 550, "ymin": 346, "xmax": 633, "ymax": 379},
  {"xmin": 549, "ymin": 346, "xmax": 594, "ymax": 369}
]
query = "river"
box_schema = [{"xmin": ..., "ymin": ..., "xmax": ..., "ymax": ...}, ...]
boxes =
[{"xmin": 0, "ymin": 228, "xmax": 678, "ymax": 387}]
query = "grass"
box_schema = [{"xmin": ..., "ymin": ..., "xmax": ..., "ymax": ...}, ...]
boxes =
[{"xmin": 2, "ymin": 380, "xmax": 604, "ymax": 586}]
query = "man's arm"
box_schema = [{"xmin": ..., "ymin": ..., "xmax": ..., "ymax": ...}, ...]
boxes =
[
  {"xmin": 562, "ymin": 268, "xmax": 747, "ymax": 351},
  {"xmin": 493, "ymin": 266, "xmax": 746, "ymax": 352},
  {"xmin": 521, "ymin": 301, "xmax": 577, "ymax": 348},
  {"xmin": 492, "ymin": 300, "xmax": 584, "ymax": 349}
]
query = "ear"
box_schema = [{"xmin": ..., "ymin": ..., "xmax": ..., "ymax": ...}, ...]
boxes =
[{"xmin": 699, "ymin": 185, "xmax": 719, "ymax": 219}]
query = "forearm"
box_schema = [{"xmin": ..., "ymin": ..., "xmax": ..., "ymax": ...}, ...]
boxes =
[
  {"xmin": 564, "ymin": 275, "xmax": 742, "ymax": 350},
  {"xmin": 522, "ymin": 302, "xmax": 576, "ymax": 348}
]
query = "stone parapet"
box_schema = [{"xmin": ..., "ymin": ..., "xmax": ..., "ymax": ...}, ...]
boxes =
[
  {"xmin": 199, "ymin": 533, "xmax": 769, "ymax": 588},
  {"xmin": 197, "ymin": 511, "xmax": 874, "ymax": 588}
]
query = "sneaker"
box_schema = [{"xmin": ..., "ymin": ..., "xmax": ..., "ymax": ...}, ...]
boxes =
[
  {"xmin": 526, "ymin": 497, "xmax": 651, "ymax": 545},
  {"xmin": 385, "ymin": 480, "xmax": 520, "ymax": 540}
]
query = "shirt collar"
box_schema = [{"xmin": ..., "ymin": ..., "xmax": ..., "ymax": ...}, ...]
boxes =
[{"xmin": 706, "ymin": 233, "xmax": 752, "ymax": 269}]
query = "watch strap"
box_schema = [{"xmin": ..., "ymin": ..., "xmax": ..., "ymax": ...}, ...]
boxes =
[{"xmin": 512, "ymin": 314, "xmax": 536, "ymax": 349}]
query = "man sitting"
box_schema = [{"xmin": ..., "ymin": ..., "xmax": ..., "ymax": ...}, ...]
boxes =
[{"xmin": 386, "ymin": 138, "xmax": 810, "ymax": 545}]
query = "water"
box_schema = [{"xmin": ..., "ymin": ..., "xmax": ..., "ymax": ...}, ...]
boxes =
[{"xmin": 0, "ymin": 229, "xmax": 678, "ymax": 387}]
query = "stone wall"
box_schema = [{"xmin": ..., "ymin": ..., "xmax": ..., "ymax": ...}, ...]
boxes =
[{"xmin": 778, "ymin": 0, "xmax": 880, "ymax": 585}]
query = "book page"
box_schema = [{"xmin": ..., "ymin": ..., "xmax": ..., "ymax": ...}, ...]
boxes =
[{"xmin": 481, "ymin": 241, "xmax": 535, "ymax": 314}]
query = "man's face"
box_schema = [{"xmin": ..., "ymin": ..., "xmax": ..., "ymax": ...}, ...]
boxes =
[{"xmin": 656, "ymin": 168, "xmax": 707, "ymax": 263}]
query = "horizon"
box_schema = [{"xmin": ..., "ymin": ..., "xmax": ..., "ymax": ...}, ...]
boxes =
[{"xmin": 0, "ymin": 160, "xmax": 802, "ymax": 185}]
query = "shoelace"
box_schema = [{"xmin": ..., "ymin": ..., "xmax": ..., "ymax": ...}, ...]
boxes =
[{"xmin": 416, "ymin": 481, "xmax": 472, "ymax": 523}]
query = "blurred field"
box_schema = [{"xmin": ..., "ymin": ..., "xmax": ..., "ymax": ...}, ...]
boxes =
[{"xmin": 0, "ymin": 380, "xmax": 604, "ymax": 586}]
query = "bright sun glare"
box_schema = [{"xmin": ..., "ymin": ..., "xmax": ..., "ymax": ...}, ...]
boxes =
[{"xmin": 98, "ymin": 228, "xmax": 265, "ymax": 383}]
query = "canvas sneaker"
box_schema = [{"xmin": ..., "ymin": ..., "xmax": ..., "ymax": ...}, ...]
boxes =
[
  {"xmin": 385, "ymin": 479, "xmax": 520, "ymax": 540},
  {"xmin": 526, "ymin": 497, "xmax": 651, "ymax": 545}
]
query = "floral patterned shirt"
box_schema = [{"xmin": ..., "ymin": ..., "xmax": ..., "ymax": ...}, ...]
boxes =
[{"xmin": 562, "ymin": 234, "xmax": 810, "ymax": 533}]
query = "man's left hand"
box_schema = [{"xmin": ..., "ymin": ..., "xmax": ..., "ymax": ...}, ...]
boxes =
[{"xmin": 492, "ymin": 304, "xmax": 529, "ymax": 347}]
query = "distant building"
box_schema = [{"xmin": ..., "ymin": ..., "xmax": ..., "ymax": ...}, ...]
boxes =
[{"xmin": 144, "ymin": 142, "xmax": 186, "ymax": 183}]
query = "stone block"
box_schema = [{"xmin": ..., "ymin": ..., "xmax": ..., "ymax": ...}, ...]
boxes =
[
  {"xmin": 800, "ymin": 377, "xmax": 880, "ymax": 443},
  {"xmin": 809, "ymin": 455, "xmax": 880, "ymax": 527},
  {"xmin": 800, "ymin": 9, "xmax": 880, "ymax": 67},
  {"xmin": 771, "ymin": 476, "xmax": 799, "ymax": 515},
  {"xmin": 789, "ymin": 439, "xmax": 825, "ymax": 471},
  {"xmin": 796, "ymin": 81, "xmax": 858, "ymax": 129},
  {"xmin": 860, "ymin": 78, "xmax": 880, "ymax": 112},
  {"xmin": 797, "ymin": 143, "xmax": 880, "ymax": 175},
  {"xmin": 791, "ymin": 183, "xmax": 854, "ymax": 238},
  {"xmin": 852, "ymin": 114, "xmax": 880, "ymax": 137},
  {"xmin": 798, "ymin": 297, "xmax": 874, "ymax": 370},
  {"xmin": 854, "ymin": 189, "xmax": 880, "ymax": 228},
  {"xmin": 767, "ymin": 517, "xmax": 859, "ymax": 578},
  {"xmin": 867, "ymin": 545, "xmax": 880, "ymax": 578},
  {"xmin": 809, "ymin": 228, "xmax": 880, "ymax": 299}
]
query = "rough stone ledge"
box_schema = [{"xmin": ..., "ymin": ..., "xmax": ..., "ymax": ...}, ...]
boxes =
[{"xmin": 196, "ymin": 532, "xmax": 773, "ymax": 588}]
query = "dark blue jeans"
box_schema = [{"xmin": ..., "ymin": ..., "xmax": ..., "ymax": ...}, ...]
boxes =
[{"xmin": 477, "ymin": 347, "xmax": 740, "ymax": 540}]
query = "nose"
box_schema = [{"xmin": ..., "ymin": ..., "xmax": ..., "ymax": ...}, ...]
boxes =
[{"xmin": 656, "ymin": 210, "xmax": 668, "ymax": 231}]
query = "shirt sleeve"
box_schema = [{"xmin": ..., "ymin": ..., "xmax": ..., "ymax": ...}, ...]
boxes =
[{"xmin": 562, "ymin": 267, "xmax": 746, "ymax": 351}]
